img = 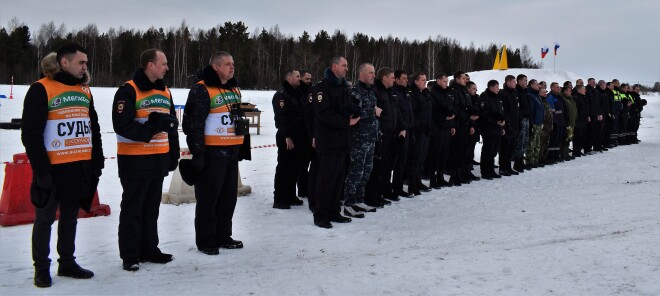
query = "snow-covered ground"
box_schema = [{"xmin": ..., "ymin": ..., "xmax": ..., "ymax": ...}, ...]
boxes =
[{"xmin": 1, "ymin": 69, "xmax": 659, "ymax": 295}]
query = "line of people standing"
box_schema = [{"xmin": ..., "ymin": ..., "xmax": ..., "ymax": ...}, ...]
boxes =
[{"xmin": 271, "ymin": 55, "xmax": 646, "ymax": 229}]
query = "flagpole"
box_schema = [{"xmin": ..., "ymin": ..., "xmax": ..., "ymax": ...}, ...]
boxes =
[{"xmin": 553, "ymin": 53, "xmax": 556, "ymax": 75}]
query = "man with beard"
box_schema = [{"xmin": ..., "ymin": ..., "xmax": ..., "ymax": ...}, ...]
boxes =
[
  {"xmin": 272, "ymin": 69, "xmax": 306, "ymax": 209},
  {"xmin": 300, "ymin": 70, "xmax": 317, "ymax": 211},
  {"xmin": 113, "ymin": 49, "xmax": 179, "ymax": 271},
  {"xmin": 296, "ymin": 70, "xmax": 313, "ymax": 200},
  {"xmin": 428, "ymin": 73, "xmax": 456, "ymax": 189},
  {"xmin": 22, "ymin": 43, "xmax": 104, "ymax": 287},
  {"xmin": 310, "ymin": 55, "xmax": 360, "ymax": 228}
]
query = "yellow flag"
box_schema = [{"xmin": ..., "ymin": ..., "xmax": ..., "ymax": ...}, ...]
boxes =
[
  {"xmin": 492, "ymin": 49, "xmax": 501, "ymax": 70},
  {"xmin": 499, "ymin": 45, "xmax": 508, "ymax": 70}
]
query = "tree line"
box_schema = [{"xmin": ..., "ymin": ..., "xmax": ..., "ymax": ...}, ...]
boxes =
[{"xmin": 0, "ymin": 17, "xmax": 543, "ymax": 90}]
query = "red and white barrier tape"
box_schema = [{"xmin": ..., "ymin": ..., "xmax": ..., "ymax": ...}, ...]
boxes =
[{"xmin": 2, "ymin": 145, "xmax": 277, "ymax": 164}]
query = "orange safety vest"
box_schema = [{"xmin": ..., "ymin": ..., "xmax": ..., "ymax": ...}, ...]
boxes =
[
  {"xmin": 116, "ymin": 80, "xmax": 172, "ymax": 155},
  {"xmin": 199, "ymin": 81, "xmax": 245, "ymax": 146},
  {"xmin": 39, "ymin": 77, "xmax": 93, "ymax": 164}
]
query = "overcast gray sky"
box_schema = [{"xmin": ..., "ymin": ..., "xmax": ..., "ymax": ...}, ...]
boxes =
[{"xmin": 3, "ymin": 0, "xmax": 659, "ymax": 85}]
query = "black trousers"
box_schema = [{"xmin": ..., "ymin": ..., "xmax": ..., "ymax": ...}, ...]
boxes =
[
  {"xmin": 307, "ymin": 148, "xmax": 318, "ymax": 211},
  {"xmin": 549, "ymin": 124, "xmax": 565, "ymax": 160},
  {"xmin": 194, "ymin": 157, "xmax": 238, "ymax": 249},
  {"xmin": 619, "ymin": 112, "xmax": 629, "ymax": 143},
  {"xmin": 449, "ymin": 126, "xmax": 468, "ymax": 172},
  {"xmin": 314, "ymin": 153, "xmax": 348, "ymax": 223},
  {"xmin": 610, "ymin": 112, "xmax": 620, "ymax": 145},
  {"xmin": 32, "ymin": 170, "xmax": 90, "ymax": 271},
  {"xmin": 297, "ymin": 140, "xmax": 312, "ymax": 197},
  {"xmin": 432, "ymin": 128, "xmax": 451, "ymax": 180},
  {"xmin": 392, "ymin": 132, "xmax": 410, "ymax": 192},
  {"xmin": 480, "ymin": 133, "xmax": 501, "ymax": 174},
  {"xmin": 573, "ymin": 123, "xmax": 587, "ymax": 155},
  {"xmin": 366, "ymin": 133, "xmax": 395, "ymax": 202},
  {"xmin": 118, "ymin": 177, "xmax": 164, "ymax": 260},
  {"xmin": 408, "ymin": 129, "xmax": 430, "ymax": 192},
  {"xmin": 273, "ymin": 133, "xmax": 305, "ymax": 204},
  {"xmin": 499, "ymin": 135, "xmax": 516, "ymax": 170}
]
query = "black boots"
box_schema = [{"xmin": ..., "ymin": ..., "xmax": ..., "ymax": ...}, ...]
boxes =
[
  {"xmin": 57, "ymin": 263, "xmax": 94, "ymax": 279},
  {"xmin": 34, "ymin": 270, "xmax": 52, "ymax": 288},
  {"xmin": 513, "ymin": 157, "xmax": 525, "ymax": 173}
]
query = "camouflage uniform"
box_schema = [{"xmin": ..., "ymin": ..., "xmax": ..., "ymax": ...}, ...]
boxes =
[
  {"xmin": 343, "ymin": 81, "xmax": 379, "ymax": 207},
  {"xmin": 539, "ymin": 97, "xmax": 553, "ymax": 163},
  {"xmin": 561, "ymin": 94, "xmax": 577, "ymax": 159},
  {"xmin": 526, "ymin": 89, "xmax": 544, "ymax": 166}
]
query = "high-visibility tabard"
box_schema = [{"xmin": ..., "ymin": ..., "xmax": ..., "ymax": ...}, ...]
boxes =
[
  {"xmin": 116, "ymin": 80, "xmax": 172, "ymax": 155},
  {"xmin": 39, "ymin": 77, "xmax": 93, "ymax": 164},
  {"xmin": 200, "ymin": 81, "xmax": 245, "ymax": 146}
]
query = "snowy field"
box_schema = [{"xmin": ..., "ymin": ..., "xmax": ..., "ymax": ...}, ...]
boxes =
[{"xmin": 1, "ymin": 69, "xmax": 659, "ymax": 295}]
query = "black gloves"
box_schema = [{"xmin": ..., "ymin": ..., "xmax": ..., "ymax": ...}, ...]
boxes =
[
  {"xmin": 146, "ymin": 112, "xmax": 179, "ymax": 133},
  {"xmin": 168, "ymin": 159, "xmax": 179, "ymax": 172},
  {"xmin": 191, "ymin": 153, "xmax": 205, "ymax": 172},
  {"xmin": 36, "ymin": 174, "xmax": 54, "ymax": 190},
  {"xmin": 31, "ymin": 174, "xmax": 56, "ymax": 208},
  {"xmin": 341, "ymin": 103, "xmax": 362, "ymax": 118}
]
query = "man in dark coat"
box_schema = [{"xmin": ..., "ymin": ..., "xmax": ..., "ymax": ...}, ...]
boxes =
[
  {"xmin": 365, "ymin": 67, "xmax": 399, "ymax": 206},
  {"xmin": 478, "ymin": 80, "xmax": 505, "ymax": 179},
  {"xmin": 272, "ymin": 69, "xmax": 306, "ymax": 209},
  {"xmin": 428, "ymin": 73, "xmax": 456, "ymax": 188},
  {"xmin": 407, "ymin": 71, "xmax": 433, "ymax": 195},
  {"xmin": 310, "ymin": 55, "xmax": 360, "ymax": 228},
  {"xmin": 113, "ymin": 49, "xmax": 180, "ymax": 271},
  {"xmin": 390, "ymin": 70, "xmax": 414, "ymax": 200},
  {"xmin": 183, "ymin": 51, "xmax": 250, "ymax": 253},
  {"xmin": 22, "ymin": 43, "xmax": 104, "ymax": 287},
  {"xmin": 499, "ymin": 75, "xmax": 520, "ymax": 175}
]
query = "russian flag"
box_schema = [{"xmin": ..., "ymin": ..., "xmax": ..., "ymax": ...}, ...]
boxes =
[
  {"xmin": 541, "ymin": 46, "xmax": 549, "ymax": 59},
  {"xmin": 554, "ymin": 42, "xmax": 560, "ymax": 56}
]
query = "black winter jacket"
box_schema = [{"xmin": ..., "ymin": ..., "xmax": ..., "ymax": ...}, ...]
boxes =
[
  {"xmin": 113, "ymin": 68, "xmax": 180, "ymax": 178},
  {"xmin": 182, "ymin": 65, "xmax": 249, "ymax": 160},
  {"xmin": 374, "ymin": 79, "xmax": 398, "ymax": 134},
  {"xmin": 273, "ymin": 80, "xmax": 307, "ymax": 141},
  {"xmin": 500, "ymin": 86, "xmax": 520, "ymax": 139},
  {"xmin": 429, "ymin": 83, "xmax": 456, "ymax": 129},
  {"xmin": 21, "ymin": 71, "xmax": 104, "ymax": 211},
  {"xmin": 410, "ymin": 86, "xmax": 433, "ymax": 133},
  {"xmin": 392, "ymin": 84, "xmax": 414, "ymax": 132},
  {"xmin": 312, "ymin": 68, "xmax": 352, "ymax": 154},
  {"xmin": 478, "ymin": 89, "xmax": 505, "ymax": 136}
]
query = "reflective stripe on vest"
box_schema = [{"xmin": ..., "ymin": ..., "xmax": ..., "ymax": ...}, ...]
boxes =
[
  {"xmin": 199, "ymin": 81, "xmax": 245, "ymax": 146},
  {"xmin": 613, "ymin": 90, "xmax": 621, "ymax": 101},
  {"xmin": 116, "ymin": 80, "xmax": 172, "ymax": 155},
  {"xmin": 39, "ymin": 77, "xmax": 93, "ymax": 164}
]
